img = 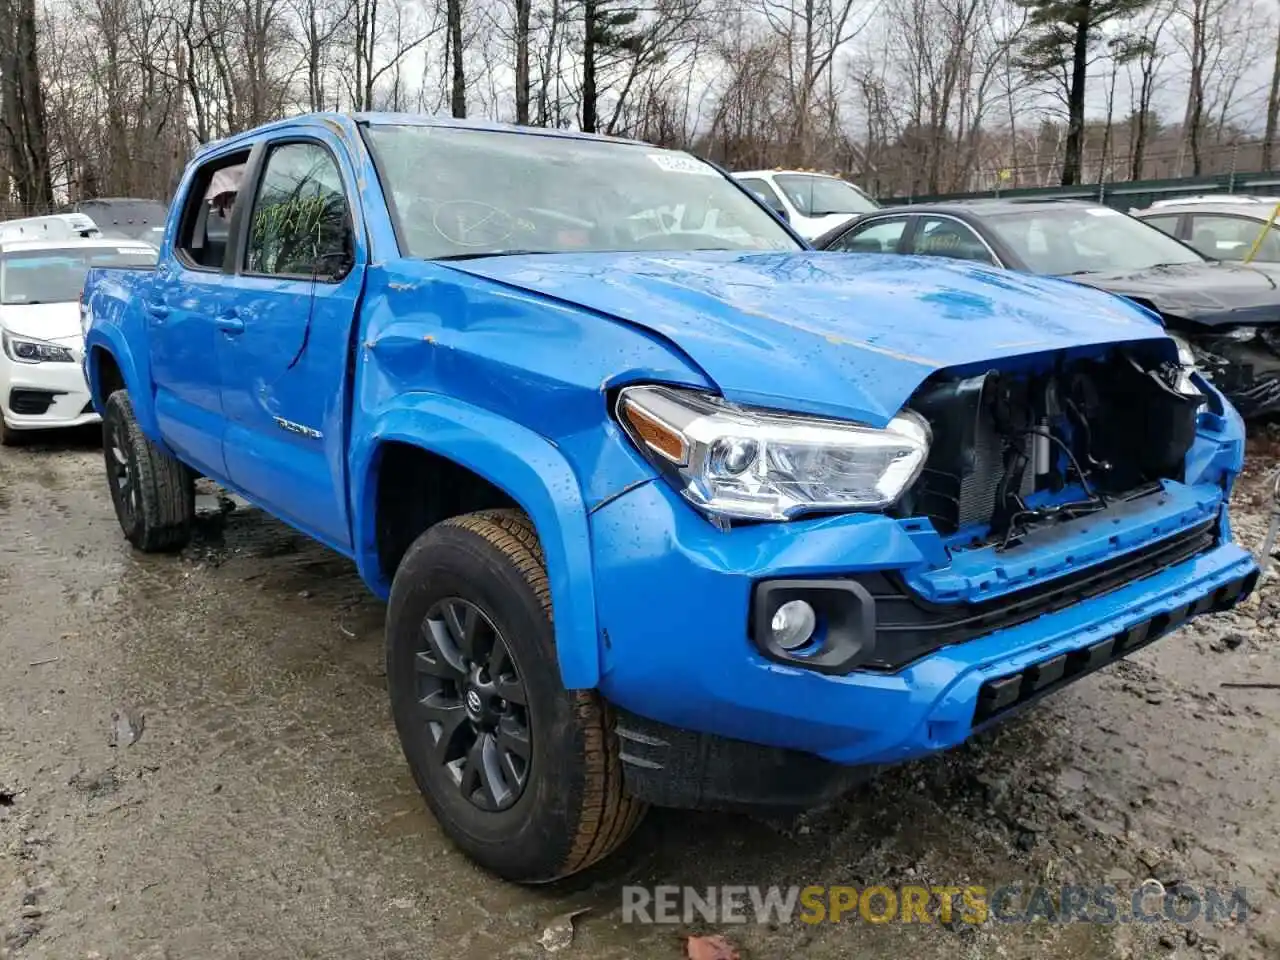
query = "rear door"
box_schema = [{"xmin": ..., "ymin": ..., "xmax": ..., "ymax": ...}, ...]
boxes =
[
  {"xmin": 216, "ymin": 134, "xmax": 365, "ymax": 552},
  {"xmin": 148, "ymin": 146, "xmax": 251, "ymax": 477}
]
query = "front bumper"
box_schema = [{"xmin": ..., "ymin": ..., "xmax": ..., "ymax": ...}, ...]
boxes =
[
  {"xmin": 591, "ymin": 477, "xmax": 1257, "ymax": 781},
  {"xmin": 0, "ymin": 354, "xmax": 98, "ymax": 430}
]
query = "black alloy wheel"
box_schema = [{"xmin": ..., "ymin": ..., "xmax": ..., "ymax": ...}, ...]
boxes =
[
  {"xmin": 417, "ymin": 597, "xmax": 531, "ymax": 812},
  {"xmin": 106, "ymin": 416, "xmax": 140, "ymax": 528}
]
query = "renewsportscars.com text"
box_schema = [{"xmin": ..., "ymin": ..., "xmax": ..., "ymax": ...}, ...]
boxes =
[{"xmin": 621, "ymin": 884, "xmax": 1251, "ymax": 926}]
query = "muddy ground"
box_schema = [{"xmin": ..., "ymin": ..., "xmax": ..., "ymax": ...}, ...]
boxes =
[{"xmin": 0, "ymin": 430, "xmax": 1277, "ymax": 960}]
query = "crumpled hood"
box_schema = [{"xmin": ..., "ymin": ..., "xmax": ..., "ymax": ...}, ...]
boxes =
[
  {"xmin": 0, "ymin": 301, "xmax": 82, "ymax": 343},
  {"xmin": 1068, "ymin": 261, "xmax": 1280, "ymax": 327},
  {"xmin": 446, "ymin": 250, "xmax": 1168, "ymax": 424}
]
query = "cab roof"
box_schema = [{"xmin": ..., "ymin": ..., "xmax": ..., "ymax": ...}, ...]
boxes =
[{"xmin": 196, "ymin": 111, "xmax": 652, "ymax": 156}]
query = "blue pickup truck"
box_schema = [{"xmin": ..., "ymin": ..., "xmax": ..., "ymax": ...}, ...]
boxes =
[{"xmin": 82, "ymin": 113, "xmax": 1258, "ymax": 882}]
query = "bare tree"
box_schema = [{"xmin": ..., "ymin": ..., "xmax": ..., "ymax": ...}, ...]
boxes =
[
  {"xmin": 0, "ymin": 0, "xmax": 54, "ymax": 207},
  {"xmin": 514, "ymin": 0, "xmax": 531, "ymax": 122},
  {"xmin": 1265, "ymin": 11, "xmax": 1280, "ymax": 170}
]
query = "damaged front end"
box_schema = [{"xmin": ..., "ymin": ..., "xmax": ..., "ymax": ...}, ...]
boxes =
[
  {"xmin": 856, "ymin": 337, "xmax": 1256, "ymax": 672},
  {"xmin": 900, "ymin": 340, "xmax": 1208, "ymax": 548},
  {"xmin": 1175, "ymin": 325, "xmax": 1280, "ymax": 418}
]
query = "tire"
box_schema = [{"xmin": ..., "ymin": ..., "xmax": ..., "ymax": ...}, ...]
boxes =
[
  {"xmin": 102, "ymin": 389, "xmax": 194, "ymax": 552},
  {"xmin": 0, "ymin": 420, "xmax": 19, "ymax": 446},
  {"xmin": 386, "ymin": 508, "xmax": 646, "ymax": 882}
]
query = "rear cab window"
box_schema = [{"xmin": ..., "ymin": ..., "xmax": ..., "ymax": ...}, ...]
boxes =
[{"xmin": 174, "ymin": 150, "xmax": 251, "ymax": 271}]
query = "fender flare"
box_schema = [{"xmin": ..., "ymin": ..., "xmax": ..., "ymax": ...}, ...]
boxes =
[
  {"xmin": 83, "ymin": 328, "xmax": 166, "ymax": 446},
  {"xmin": 352, "ymin": 393, "xmax": 602, "ymax": 690}
]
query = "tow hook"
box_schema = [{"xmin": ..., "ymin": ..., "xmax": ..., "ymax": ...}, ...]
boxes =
[{"xmin": 1260, "ymin": 467, "xmax": 1280, "ymax": 572}]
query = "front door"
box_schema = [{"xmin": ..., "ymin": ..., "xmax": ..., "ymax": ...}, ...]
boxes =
[{"xmin": 217, "ymin": 137, "xmax": 365, "ymax": 552}]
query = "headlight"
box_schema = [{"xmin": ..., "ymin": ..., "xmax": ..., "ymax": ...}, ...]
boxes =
[
  {"xmin": 1167, "ymin": 333, "xmax": 1198, "ymax": 370},
  {"xmin": 1, "ymin": 330, "xmax": 76, "ymax": 364},
  {"xmin": 615, "ymin": 384, "xmax": 931, "ymax": 521},
  {"xmin": 1166, "ymin": 333, "xmax": 1207, "ymax": 401}
]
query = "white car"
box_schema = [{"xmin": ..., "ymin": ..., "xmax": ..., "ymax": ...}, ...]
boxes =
[
  {"xmin": 732, "ymin": 169, "xmax": 879, "ymax": 241},
  {"xmin": 0, "ymin": 237, "xmax": 157, "ymax": 444}
]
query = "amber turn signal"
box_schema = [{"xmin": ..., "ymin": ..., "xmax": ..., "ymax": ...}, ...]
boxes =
[{"xmin": 620, "ymin": 398, "xmax": 688, "ymax": 465}]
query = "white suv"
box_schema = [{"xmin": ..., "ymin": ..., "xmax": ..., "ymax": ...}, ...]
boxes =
[
  {"xmin": 733, "ymin": 170, "xmax": 879, "ymax": 241},
  {"xmin": 0, "ymin": 237, "xmax": 156, "ymax": 443}
]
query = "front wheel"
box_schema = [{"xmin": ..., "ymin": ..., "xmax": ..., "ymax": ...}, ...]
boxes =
[
  {"xmin": 102, "ymin": 390, "xmax": 194, "ymax": 552},
  {"xmin": 386, "ymin": 509, "xmax": 646, "ymax": 882}
]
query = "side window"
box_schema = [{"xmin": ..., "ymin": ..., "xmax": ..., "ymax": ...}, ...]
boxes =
[
  {"xmin": 175, "ymin": 152, "xmax": 249, "ymax": 271},
  {"xmin": 1142, "ymin": 214, "xmax": 1181, "ymax": 238},
  {"xmin": 739, "ymin": 178, "xmax": 787, "ymax": 216},
  {"xmin": 1188, "ymin": 214, "xmax": 1280, "ymax": 262},
  {"xmin": 245, "ymin": 142, "xmax": 353, "ymax": 279},
  {"xmin": 912, "ymin": 216, "xmax": 995, "ymax": 265},
  {"xmin": 827, "ymin": 217, "xmax": 908, "ymax": 253}
]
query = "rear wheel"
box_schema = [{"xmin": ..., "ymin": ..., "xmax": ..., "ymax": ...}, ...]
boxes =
[
  {"xmin": 386, "ymin": 509, "xmax": 646, "ymax": 882},
  {"xmin": 102, "ymin": 389, "xmax": 194, "ymax": 552}
]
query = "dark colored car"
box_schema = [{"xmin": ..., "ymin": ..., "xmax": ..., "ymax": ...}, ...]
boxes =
[
  {"xmin": 815, "ymin": 199, "xmax": 1280, "ymax": 417},
  {"xmin": 59, "ymin": 198, "xmax": 168, "ymax": 245}
]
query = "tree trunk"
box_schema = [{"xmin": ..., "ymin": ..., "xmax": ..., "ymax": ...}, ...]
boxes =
[
  {"xmin": 1131, "ymin": 111, "xmax": 1148, "ymax": 181},
  {"xmin": 1264, "ymin": 18, "xmax": 1280, "ymax": 171},
  {"xmin": 1186, "ymin": 3, "xmax": 1206, "ymax": 176},
  {"xmin": 514, "ymin": 0, "xmax": 530, "ymax": 124},
  {"xmin": 582, "ymin": 0, "xmax": 597, "ymax": 133},
  {"xmin": 1061, "ymin": 6, "xmax": 1090, "ymax": 186},
  {"xmin": 449, "ymin": 0, "xmax": 466, "ymax": 118},
  {"xmin": 1, "ymin": 0, "xmax": 53, "ymax": 208}
]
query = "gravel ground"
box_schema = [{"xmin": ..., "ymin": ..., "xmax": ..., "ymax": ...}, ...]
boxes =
[{"xmin": 0, "ymin": 427, "xmax": 1277, "ymax": 960}]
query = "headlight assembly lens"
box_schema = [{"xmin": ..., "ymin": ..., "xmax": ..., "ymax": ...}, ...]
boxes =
[
  {"xmin": 616, "ymin": 385, "xmax": 931, "ymax": 521},
  {"xmin": 2, "ymin": 331, "xmax": 75, "ymax": 364}
]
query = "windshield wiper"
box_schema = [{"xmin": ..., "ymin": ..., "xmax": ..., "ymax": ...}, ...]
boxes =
[{"xmin": 433, "ymin": 249, "xmax": 558, "ymax": 262}]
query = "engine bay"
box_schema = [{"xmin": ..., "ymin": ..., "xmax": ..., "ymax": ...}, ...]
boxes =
[{"xmin": 897, "ymin": 344, "xmax": 1205, "ymax": 549}]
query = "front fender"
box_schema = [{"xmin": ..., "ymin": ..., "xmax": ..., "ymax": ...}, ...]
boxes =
[{"xmin": 352, "ymin": 393, "xmax": 601, "ymax": 689}]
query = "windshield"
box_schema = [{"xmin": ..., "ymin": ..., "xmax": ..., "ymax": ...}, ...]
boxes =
[
  {"xmin": 773, "ymin": 175, "xmax": 878, "ymax": 217},
  {"xmin": 985, "ymin": 206, "xmax": 1205, "ymax": 275},
  {"xmin": 0, "ymin": 247, "xmax": 157, "ymax": 305},
  {"xmin": 363, "ymin": 125, "xmax": 802, "ymax": 259}
]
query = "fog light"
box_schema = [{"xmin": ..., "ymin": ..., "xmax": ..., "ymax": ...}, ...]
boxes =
[{"xmin": 770, "ymin": 600, "xmax": 816, "ymax": 650}]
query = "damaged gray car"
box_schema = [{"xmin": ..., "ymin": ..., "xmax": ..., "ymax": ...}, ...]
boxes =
[{"xmin": 815, "ymin": 199, "xmax": 1280, "ymax": 417}]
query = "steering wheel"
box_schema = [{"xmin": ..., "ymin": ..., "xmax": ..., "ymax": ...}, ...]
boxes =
[{"xmin": 432, "ymin": 200, "xmax": 516, "ymax": 248}]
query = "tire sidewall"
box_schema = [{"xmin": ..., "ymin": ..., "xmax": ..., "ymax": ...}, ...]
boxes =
[
  {"xmin": 102, "ymin": 392, "xmax": 143, "ymax": 544},
  {"xmin": 387, "ymin": 522, "xmax": 591, "ymax": 880}
]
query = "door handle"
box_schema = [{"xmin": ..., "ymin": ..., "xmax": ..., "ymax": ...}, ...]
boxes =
[
  {"xmin": 142, "ymin": 301, "xmax": 169, "ymax": 321},
  {"xmin": 215, "ymin": 313, "xmax": 245, "ymax": 335}
]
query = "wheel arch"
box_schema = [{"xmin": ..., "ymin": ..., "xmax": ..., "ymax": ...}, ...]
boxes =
[
  {"xmin": 352, "ymin": 393, "xmax": 602, "ymax": 690},
  {"xmin": 84, "ymin": 332, "xmax": 164, "ymax": 445}
]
